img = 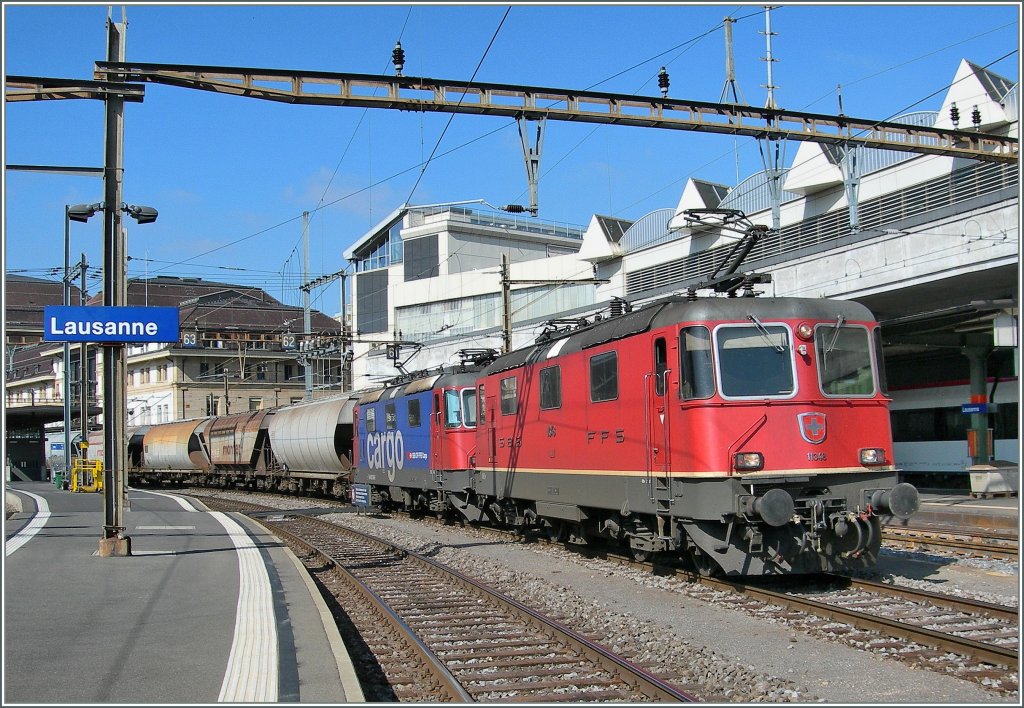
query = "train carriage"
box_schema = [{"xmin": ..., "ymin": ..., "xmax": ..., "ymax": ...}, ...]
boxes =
[{"xmin": 267, "ymin": 393, "xmax": 358, "ymax": 497}]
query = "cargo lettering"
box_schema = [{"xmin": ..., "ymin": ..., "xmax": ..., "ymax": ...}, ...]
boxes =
[{"xmin": 365, "ymin": 430, "xmax": 405, "ymax": 482}]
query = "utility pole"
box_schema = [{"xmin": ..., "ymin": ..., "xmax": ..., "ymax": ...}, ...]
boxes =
[
  {"xmin": 501, "ymin": 255, "xmax": 512, "ymax": 354},
  {"xmin": 99, "ymin": 12, "xmax": 130, "ymax": 557},
  {"xmin": 79, "ymin": 253, "xmax": 89, "ymax": 451},
  {"xmin": 302, "ymin": 211, "xmax": 312, "ymax": 400},
  {"xmin": 223, "ymin": 367, "xmax": 230, "ymax": 414},
  {"xmin": 759, "ymin": 5, "xmax": 785, "ymax": 232},
  {"xmin": 62, "ymin": 206, "xmax": 72, "ymax": 480},
  {"xmin": 499, "ymin": 254, "xmax": 607, "ymax": 354}
]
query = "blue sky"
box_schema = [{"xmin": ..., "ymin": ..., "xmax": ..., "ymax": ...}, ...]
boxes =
[{"xmin": 3, "ymin": 2, "xmax": 1020, "ymax": 316}]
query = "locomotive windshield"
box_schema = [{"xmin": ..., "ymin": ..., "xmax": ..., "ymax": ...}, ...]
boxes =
[
  {"xmin": 715, "ymin": 323, "xmax": 795, "ymax": 398},
  {"xmin": 444, "ymin": 387, "xmax": 478, "ymax": 428},
  {"xmin": 815, "ymin": 324, "xmax": 876, "ymax": 396}
]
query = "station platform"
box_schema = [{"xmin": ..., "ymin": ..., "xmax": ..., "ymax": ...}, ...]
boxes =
[
  {"xmin": 3, "ymin": 482, "xmax": 364, "ymax": 704},
  {"xmin": 897, "ymin": 490, "xmax": 1019, "ymax": 533}
]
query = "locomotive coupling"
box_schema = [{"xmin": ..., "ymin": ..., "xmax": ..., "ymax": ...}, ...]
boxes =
[
  {"xmin": 869, "ymin": 483, "xmax": 920, "ymax": 519},
  {"xmin": 740, "ymin": 488, "xmax": 795, "ymax": 527}
]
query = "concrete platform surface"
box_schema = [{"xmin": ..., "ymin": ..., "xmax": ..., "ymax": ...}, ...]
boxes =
[{"xmin": 3, "ymin": 482, "xmax": 363, "ymax": 704}]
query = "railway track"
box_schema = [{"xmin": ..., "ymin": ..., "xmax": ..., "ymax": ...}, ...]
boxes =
[
  {"xmin": 201, "ymin": 496, "xmax": 696, "ymax": 702},
  {"xmin": 708, "ymin": 575, "xmax": 1018, "ymax": 669},
  {"xmin": 190, "ymin": 490, "xmax": 1018, "ymax": 696},
  {"xmin": 882, "ymin": 525, "xmax": 1019, "ymax": 560}
]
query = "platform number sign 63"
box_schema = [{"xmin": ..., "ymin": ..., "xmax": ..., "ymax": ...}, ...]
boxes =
[{"xmin": 182, "ymin": 332, "xmax": 198, "ymax": 348}]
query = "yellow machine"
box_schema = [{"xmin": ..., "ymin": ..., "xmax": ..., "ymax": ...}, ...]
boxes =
[{"xmin": 70, "ymin": 459, "xmax": 103, "ymax": 493}]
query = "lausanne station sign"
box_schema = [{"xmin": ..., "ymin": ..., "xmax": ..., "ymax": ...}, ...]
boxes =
[{"xmin": 44, "ymin": 306, "xmax": 179, "ymax": 343}]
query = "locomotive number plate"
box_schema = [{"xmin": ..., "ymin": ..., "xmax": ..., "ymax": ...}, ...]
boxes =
[{"xmin": 806, "ymin": 452, "xmax": 828, "ymax": 461}]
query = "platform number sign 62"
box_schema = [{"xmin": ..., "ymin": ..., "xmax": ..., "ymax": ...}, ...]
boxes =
[
  {"xmin": 282, "ymin": 334, "xmax": 297, "ymax": 350},
  {"xmin": 182, "ymin": 332, "xmax": 198, "ymax": 348}
]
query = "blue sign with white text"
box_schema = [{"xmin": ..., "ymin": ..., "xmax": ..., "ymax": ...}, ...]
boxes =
[
  {"xmin": 351, "ymin": 483, "xmax": 371, "ymax": 508},
  {"xmin": 961, "ymin": 403, "xmax": 989, "ymax": 415},
  {"xmin": 44, "ymin": 306, "xmax": 180, "ymax": 343}
]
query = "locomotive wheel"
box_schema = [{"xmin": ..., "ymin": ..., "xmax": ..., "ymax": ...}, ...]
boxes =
[
  {"xmin": 543, "ymin": 519, "xmax": 566, "ymax": 543},
  {"xmin": 630, "ymin": 547, "xmax": 651, "ymax": 563},
  {"xmin": 689, "ymin": 548, "xmax": 720, "ymax": 577}
]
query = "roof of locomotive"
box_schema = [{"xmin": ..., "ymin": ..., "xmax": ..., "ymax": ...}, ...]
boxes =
[
  {"xmin": 483, "ymin": 295, "xmax": 877, "ymax": 375},
  {"xmin": 357, "ymin": 366, "xmax": 483, "ymax": 404}
]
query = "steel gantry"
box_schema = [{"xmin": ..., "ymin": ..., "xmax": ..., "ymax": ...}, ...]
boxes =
[{"xmin": 87, "ymin": 61, "xmax": 1017, "ymax": 165}]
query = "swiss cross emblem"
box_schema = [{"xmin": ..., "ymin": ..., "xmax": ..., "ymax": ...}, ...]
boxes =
[{"xmin": 798, "ymin": 412, "xmax": 827, "ymax": 444}]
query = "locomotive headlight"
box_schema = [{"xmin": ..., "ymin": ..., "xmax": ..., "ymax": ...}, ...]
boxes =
[
  {"xmin": 796, "ymin": 322, "xmax": 814, "ymax": 341},
  {"xmin": 734, "ymin": 452, "xmax": 764, "ymax": 471},
  {"xmin": 859, "ymin": 448, "xmax": 887, "ymax": 465}
]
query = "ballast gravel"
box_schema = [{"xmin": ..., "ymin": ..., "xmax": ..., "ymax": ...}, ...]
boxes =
[
  {"xmin": 323, "ymin": 510, "xmax": 1018, "ymax": 704},
  {"xmin": 198, "ymin": 491, "xmax": 1018, "ymax": 704}
]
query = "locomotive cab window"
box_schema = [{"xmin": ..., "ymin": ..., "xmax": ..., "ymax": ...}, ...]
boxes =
[
  {"xmin": 462, "ymin": 388, "xmax": 477, "ymax": 428},
  {"xmin": 653, "ymin": 337, "xmax": 667, "ymax": 396},
  {"xmin": 679, "ymin": 326, "xmax": 715, "ymax": 399},
  {"xmin": 500, "ymin": 376, "xmax": 518, "ymax": 415},
  {"xmin": 715, "ymin": 323, "xmax": 795, "ymax": 398},
  {"xmin": 540, "ymin": 365, "xmax": 562, "ymax": 410},
  {"xmin": 815, "ymin": 323, "xmax": 876, "ymax": 396},
  {"xmin": 444, "ymin": 390, "xmax": 462, "ymax": 428},
  {"xmin": 407, "ymin": 398, "xmax": 421, "ymax": 427},
  {"xmin": 364, "ymin": 408, "xmax": 376, "ymax": 432},
  {"xmin": 590, "ymin": 351, "xmax": 618, "ymax": 402}
]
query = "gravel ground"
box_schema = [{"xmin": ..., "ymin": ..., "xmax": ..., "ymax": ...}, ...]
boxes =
[
  {"xmin": 193, "ymin": 491, "xmax": 1019, "ymax": 704},
  {"xmin": 324, "ymin": 510, "xmax": 1018, "ymax": 704}
]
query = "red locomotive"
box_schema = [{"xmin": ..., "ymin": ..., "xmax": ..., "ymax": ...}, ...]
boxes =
[{"xmin": 355, "ymin": 294, "xmax": 920, "ymax": 576}]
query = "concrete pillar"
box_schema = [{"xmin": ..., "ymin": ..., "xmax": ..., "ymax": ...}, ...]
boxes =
[{"xmin": 963, "ymin": 346, "xmax": 993, "ymax": 466}]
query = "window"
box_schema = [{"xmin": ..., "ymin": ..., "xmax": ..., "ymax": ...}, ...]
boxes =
[
  {"xmin": 248, "ymin": 397, "xmax": 262, "ymax": 411},
  {"xmin": 255, "ymin": 364, "xmax": 268, "ymax": 382},
  {"xmin": 462, "ymin": 388, "xmax": 477, "ymax": 428},
  {"xmin": 539, "ymin": 366, "xmax": 561, "ymax": 410},
  {"xmin": 365, "ymin": 407, "xmax": 376, "ymax": 432},
  {"xmin": 679, "ymin": 326, "xmax": 715, "ymax": 399},
  {"xmin": 654, "ymin": 337, "xmax": 667, "ymax": 396},
  {"xmin": 815, "ymin": 324, "xmax": 875, "ymax": 396},
  {"xmin": 716, "ymin": 324, "xmax": 794, "ymax": 398},
  {"xmin": 444, "ymin": 390, "xmax": 462, "ymax": 428},
  {"xmin": 589, "ymin": 351, "xmax": 618, "ymax": 402},
  {"xmin": 284, "ymin": 364, "xmax": 293, "ymax": 382},
  {"xmin": 478, "ymin": 384, "xmax": 486, "ymax": 424},
  {"xmin": 200, "ymin": 362, "xmax": 210, "ymax": 378},
  {"xmin": 407, "ymin": 398, "xmax": 421, "ymax": 427},
  {"xmin": 404, "ymin": 234, "xmax": 439, "ymax": 282},
  {"xmin": 500, "ymin": 376, "xmax": 518, "ymax": 415},
  {"xmin": 385, "ymin": 402, "xmax": 397, "ymax": 430}
]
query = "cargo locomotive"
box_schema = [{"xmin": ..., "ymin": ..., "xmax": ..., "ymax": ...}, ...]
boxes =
[{"xmin": 354, "ymin": 295, "xmax": 920, "ymax": 576}]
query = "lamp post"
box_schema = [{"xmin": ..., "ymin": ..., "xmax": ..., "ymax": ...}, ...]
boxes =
[
  {"xmin": 63, "ymin": 205, "xmax": 101, "ymax": 483},
  {"xmin": 61, "ymin": 207, "xmax": 72, "ymax": 482},
  {"xmin": 70, "ymin": 200, "xmax": 158, "ymax": 556},
  {"xmin": 106, "ymin": 201, "xmax": 158, "ymax": 557}
]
